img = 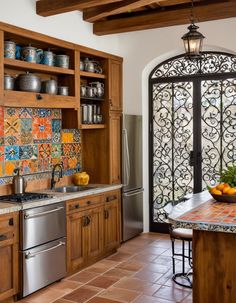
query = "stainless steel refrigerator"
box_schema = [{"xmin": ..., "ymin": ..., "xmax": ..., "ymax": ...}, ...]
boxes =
[{"xmin": 122, "ymin": 114, "xmax": 143, "ymax": 241}]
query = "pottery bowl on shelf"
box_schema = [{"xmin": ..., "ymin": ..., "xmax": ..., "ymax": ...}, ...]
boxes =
[{"xmin": 210, "ymin": 193, "xmax": 236, "ymax": 203}]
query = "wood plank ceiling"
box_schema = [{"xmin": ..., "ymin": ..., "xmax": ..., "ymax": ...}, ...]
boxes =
[{"xmin": 36, "ymin": 0, "xmax": 236, "ymax": 35}]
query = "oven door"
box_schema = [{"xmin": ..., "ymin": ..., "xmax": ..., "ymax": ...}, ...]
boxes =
[
  {"xmin": 21, "ymin": 202, "xmax": 66, "ymax": 250},
  {"xmin": 21, "ymin": 237, "xmax": 66, "ymax": 297}
]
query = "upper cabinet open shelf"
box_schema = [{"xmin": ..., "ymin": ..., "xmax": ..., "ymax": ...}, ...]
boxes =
[{"xmin": 0, "ymin": 21, "xmax": 123, "ymax": 126}]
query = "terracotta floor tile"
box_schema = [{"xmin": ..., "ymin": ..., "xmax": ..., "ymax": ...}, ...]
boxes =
[
  {"xmin": 113, "ymin": 277, "xmax": 161, "ymax": 295},
  {"xmin": 134, "ymin": 269, "xmax": 163, "ymax": 283},
  {"xmin": 53, "ymin": 299, "xmax": 75, "ymax": 303},
  {"xmin": 87, "ymin": 276, "xmax": 120, "ymax": 289},
  {"xmin": 99, "ymin": 286, "xmax": 140, "ymax": 303},
  {"xmin": 86, "ymin": 260, "xmax": 119, "ymax": 274},
  {"xmin": 21, "ymin": 288, "xmax": 65, "ymax": 303},
  {"xmin": 106, "ymin": 252, "xmax": 132, "ymax": 262},
  {"xmin": 49, "ymin": 280, "xmax": 82, "ymax": 294},
  {"xmin": 143, "ymin": 263, "xmax": 171, "ymax": 274},
  {"xmin": 133, "ymin": 295, "xmax": 175, "ymax": 303},
  {"xmin": 153, "ymin": 285, "xmax": 191, "ymax": 302},
  {"xmin": 152, "ymin": 256, "xmax": 172, "ymax": 265},
  {"xmin": 131, "ymin": 253, "xmax": 157, "ymax": 263},
  {"xmin": 63, "ymin": 285, "xmax": 102, "ymax": 303},
  {"xmin": 103, "ymin": 268, "xmax": 134, "ymax": 278},
  {"xmin": 87, "ymin": 297, "xmax": 122, "ymax": 303},
  {"xmin": 116, "ymin": 261, "xmax": 144, "ymax": 272},
  {"xmin": 68, "ymin": 270, "xmax": 100, "ymax": 283},
  {"xmin": 141, "ymin": 247, "xmax": 168, "ymax": 255},
  {"xmin": 151, "ymin": 241, "xmax": 172, "ymax": 249}
]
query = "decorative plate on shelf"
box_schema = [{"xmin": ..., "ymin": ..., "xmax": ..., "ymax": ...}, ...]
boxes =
[{"xmin": 211, "ymin": 193, "xmax": 236, "ymax": 203}]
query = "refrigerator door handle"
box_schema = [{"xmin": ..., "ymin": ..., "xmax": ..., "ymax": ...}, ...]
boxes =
[
  {"xmin": 123, "ymin": 129, "xmax": 130, "ymax": 186},
  {"xmin": 123, "ymin": 189, "xmax": 144, "ymax": 197}
]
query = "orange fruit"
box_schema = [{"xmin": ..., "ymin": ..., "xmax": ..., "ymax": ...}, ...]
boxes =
[
  {"xmin": 223, "ymin": 185, "xmax": 231, "ymax": 194},
  {"xmin": 216, "ymin": 183, "xmax": 225, "ymax": 191},
  {"xmin": 211, "ymin": 188, "xmax": 222, "ymax": 195},
  {"xmin": 226, "ymin": 188, "xmax": 236, "ymax": 195}
]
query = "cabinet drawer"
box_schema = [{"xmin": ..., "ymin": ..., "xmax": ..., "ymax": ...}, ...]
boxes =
[
  {"xmin": 67, "ymin": 195, "xmax": 103, "ymax": 213},
  {"xmin": 0, "ymin": 213, "xmax": 19, "ymax": 245},
  {"xmin": 104, "ymin": 190, "xmax": 120, "ymax": 203}
]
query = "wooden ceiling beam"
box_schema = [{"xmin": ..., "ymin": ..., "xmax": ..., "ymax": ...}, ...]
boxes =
[
  {"xmin": 36, "ymin": 0, "xmax": 123, "ymax": 17},
  {"xmin": 83, "ymin": 0, "xmax": 165, "ymax": 22},
  {"xmin": 93, "ymin": 1, "xmax": 236, "ymax": 35}
]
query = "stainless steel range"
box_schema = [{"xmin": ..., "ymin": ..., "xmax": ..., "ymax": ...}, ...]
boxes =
[{"xmin": 0, "ymin": 193, "xmax": 67, "ymax": 298}]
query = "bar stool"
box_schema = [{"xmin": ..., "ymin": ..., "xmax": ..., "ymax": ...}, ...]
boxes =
[{"xmin": 169, "ymin": 227, "xmax": 193, "ymax": 288}]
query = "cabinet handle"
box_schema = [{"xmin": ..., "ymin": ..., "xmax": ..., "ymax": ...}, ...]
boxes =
[
  {"xmin": 0, "ymin": 235, "xmax": 7, "ymax": 241},
  {"xmin": 106, "ymin": 195, "xmax": 117, "ymax": 202},
  {"xmin": 36, "ymin": 94, "xmax": 43, "ymax": 100},
  {"xmin": 75, "ymin": 204, "xmax": 80, "ymax": 209},
  {"xmin": 9, "ymin": 218, "xmax": 14, "ymax": 226},
  {"xmin": 82, "ymin": 216, "xmax": 87, "ymax": 227},
  {"xmin": 87, "ymin": 216, "xmax": 91, "ymax": 225},
  {"xmin": 104, "ymin": 210, "xmax": 109, "ymax": 219},
  {"xmin": 86, "ymin": 201, "xmax": 92, "ymax": 205}
]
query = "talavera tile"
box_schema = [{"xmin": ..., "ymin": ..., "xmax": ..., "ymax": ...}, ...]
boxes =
[
  {"xmin": 4, "ymin": 136, "xmax": 18, "ymax": 146},
  {"xmin": 21, "ymin": 118, "xmax": 32, "ymax": 133},
  {"xmin": 5, "ymin": 160, "xmax": 20, "ymax": 176},
  {"xmin": 0, "ymin": 107, "xmax": 4, "ymax": 138},
  {"xmin": 19, "ymin": 145, "xmax": 38, "ymax": 160},
  {"xmin": 52, "ymin": 119, "xmax": 61, "ymax": 133},
  {"xmin": 33, "ymin": 117, "xmax": 52, "ymax": 143},
  {"xmin": 38, "ymin": 158, "xmax": 51, "ymax": 172},
  {"xmin": 52, "ymin": 132, "xmax": 61, "ymax": 144},
  {"xmin": 52, "ymin": 144, "xmax": 61, "ymax": 158},
  {"xmin": 5, "ymin": 146, "xmax": 20, "ymax": 161},
  {"xmin": 4, "ymin": 116, "xmax": 21, "ymax": 137},
  {"xmin": 52, "ymin": 109, "xmax": 62, "ymax": 119},
  {"xmin": 4, "ymin": 108, "xmax": 20, "ymax": 118},
  {"xmin": 73, "ymin": 129, "xmax": 81, "ymax": 143},
  {"xmin": 38, "ymin": 144, "xmax": 52, "ymax": 159},
  {"xmin": 19, "ymin": 108, "xmax": 33, "ymax": 118},
  {"xmin": 61, "ymin": 130, "xmax": 73, "ymax": 143},
  {"xmin": 34, "ymin": 108, "xmax": 52, "ymax": 118},
  {"xmin": 21, "ymin": 131, "xmax": 33, "ymax": 145}
]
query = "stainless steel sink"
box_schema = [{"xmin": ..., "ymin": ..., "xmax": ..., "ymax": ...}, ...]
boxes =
[{"xmin": 54, "ymin": 186, "xmax": 95, "ymax": 193}]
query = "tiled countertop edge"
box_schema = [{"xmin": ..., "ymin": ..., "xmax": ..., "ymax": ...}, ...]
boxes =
[{"xmin": 0, "ymin": 184, "xmax": 123, "ymax": 214}]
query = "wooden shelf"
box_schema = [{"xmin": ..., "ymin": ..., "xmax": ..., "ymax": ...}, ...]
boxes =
[
  {"xmin": 4, "ymin": 58, "xmax": 75, "ymax": 75},
  {"xmin": 80, "ymin": 124, "xmax": 106, "ymax": 129},
  {"xmin": 81, "ymin": 97, "xmax": 104, "ymax": 102},
  {"xmin": 80, "ymin": 70, "xmax": 106, "ymax": 79},
  {"xmin": 3, "ymin": 90, "xmax": 78, "ymax": 108}
]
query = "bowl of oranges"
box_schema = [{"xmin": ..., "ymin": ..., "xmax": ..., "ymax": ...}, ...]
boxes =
[
  {"xmin": 208, "ymin": 166, "xmax": 236, "ymax": 203},
  {"xmin": 209, "ymin": 183, "xmax": 236, "ymax": 203}
]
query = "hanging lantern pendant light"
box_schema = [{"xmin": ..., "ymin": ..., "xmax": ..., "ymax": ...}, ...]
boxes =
[{"xmin": 182, "ymin": 0, "xmax": 205, "ymax": 59}]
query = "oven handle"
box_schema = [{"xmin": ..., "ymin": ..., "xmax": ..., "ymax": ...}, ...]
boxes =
[
  {"xmin": 24, "ymin": 206, "xmax": 64, "ymax": 219},
  {"xmin": 25, "ymin": 241, "xmax": 65, "ymax": 259}
]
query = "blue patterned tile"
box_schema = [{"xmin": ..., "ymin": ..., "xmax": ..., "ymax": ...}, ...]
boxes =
[
  {"xmin": 52, "ymin": 144, "xmax": 61, "ymax": 158},
  {"xmin": 5, "ymin": 146, "xmax": 19, "ymax": 161},
  {"xmin": 52, "ymin": 132, "xmax": 61, "ymax": 144},
  {"xmin": 21, "ymin": 118, "xmax": 32, "ymax": 132},
  {"xmin": 19, "ymin": 145, "xmax": 38, "ymax": 160},
  {"xmin": 33, "ymin": 109, "xmax": 52, "ymax": 118},
  {"xmin": 52, "ymin": 119, "xmax": 61, "ymax": 133},
  {"xmin": 73, "ymin": 129, "xmax": 81, "ymax": 143},
  {"xmin": 19, "ymin": 108, "xmax": 33, "ymax": 118}
]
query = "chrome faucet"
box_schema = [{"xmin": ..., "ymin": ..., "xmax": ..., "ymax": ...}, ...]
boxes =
[{"xmin": 50, "ymin": 163, "xmax": 63, "ymax": 189}]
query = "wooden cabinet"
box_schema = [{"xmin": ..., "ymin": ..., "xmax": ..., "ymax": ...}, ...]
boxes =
[
  {"xmin": 66, "ymin": 189, "xmax": 121, "ymax": 274},
  {"xmin": 0, "ymin": 23, "xmax": 79, "ymax": 109},
  {"xmin": 108, "ymin": 59, "xmax": 122, "ymax": 111},
  {"xmin": 104, "ymin": 191, "xmax": 121, "ymax": 251},
  {"xmin": 0, "ymin": 212, "xmax": 19, "ymax": 302},
  {"xmin": 109, "ymin": 112, "xmax": 122, "ymax": 184}
]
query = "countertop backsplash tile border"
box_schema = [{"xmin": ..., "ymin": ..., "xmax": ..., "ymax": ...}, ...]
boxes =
[{"xmin": 0, "ymin": 106, "xmax": 82, "ymax": 185}]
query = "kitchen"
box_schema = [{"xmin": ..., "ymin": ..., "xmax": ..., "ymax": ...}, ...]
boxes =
[{"xmin": 0, "ymin": 1, "xmax": 236, "ymax": 303}]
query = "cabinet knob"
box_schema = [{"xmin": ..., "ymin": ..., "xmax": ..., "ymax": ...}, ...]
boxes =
[
  {"xmin": 75, "ymin": 204, "xmax": 80, "ymax": 209},
  {"xmin": 9, "ymin": 218, "xmax": 14, "ymax": 226},
  {"xmin": 86, "ymin": 201, "xmax": 91, "ymax": 205},
  {"xmin": 36, "ymin": 94, "xmax": 43, "ymax": 100},
  {"xmin": 0, "ymin": 234, "xmax": 7, "ymax": 241}
]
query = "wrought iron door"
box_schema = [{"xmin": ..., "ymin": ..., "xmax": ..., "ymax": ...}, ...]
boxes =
[{"xmin": 149, "ymin": 52, "xmax": 236, "ymax": 232}]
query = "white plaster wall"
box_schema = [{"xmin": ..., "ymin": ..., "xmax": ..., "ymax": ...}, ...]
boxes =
[
  {"xmin": 115, "ymin": 17, "xmax": 236, "ymax": 232},
  {"xmin": 0, "ymin": 0, "xmax": 121, "ymax": 55}
]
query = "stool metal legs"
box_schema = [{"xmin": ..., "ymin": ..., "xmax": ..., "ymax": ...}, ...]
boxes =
[{"xmin": 171, "ymin": 237, "xmax": 192, "ymax": 288}]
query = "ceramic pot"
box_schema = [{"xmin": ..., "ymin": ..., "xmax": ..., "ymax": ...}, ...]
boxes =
[
  {"xmin": 4, "ymin": 41, "xmax": 16, "ymax": 59},
  {"xmin": 21, "ymin": 46, "xmax": 37, "ymax": 63}
]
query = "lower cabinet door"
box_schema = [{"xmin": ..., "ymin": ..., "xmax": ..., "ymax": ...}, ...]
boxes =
[
  {"xmin": 0, "ymin": 241, "xmax": 18, "ymax": 301},
  {"xmin": 86, "ymin": 206, "xmax": 104, "ymax": 259},
  {"xmin": 67, "ymin": 211, "xmax": 87, "ymax": 272},
  {"xmin": 104, "ymin": 200, "xmax": 120, "ymax": 251}
]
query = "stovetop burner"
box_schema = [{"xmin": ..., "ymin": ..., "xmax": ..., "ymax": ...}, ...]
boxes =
[{"xmin": 0, "ymin": 193, "xmax": 53, "ymax": 203}]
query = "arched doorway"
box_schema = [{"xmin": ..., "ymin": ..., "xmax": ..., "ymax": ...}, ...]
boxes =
[{"xmin": 149, "ymin": 52, "xmax": 236, "ymax": 232}]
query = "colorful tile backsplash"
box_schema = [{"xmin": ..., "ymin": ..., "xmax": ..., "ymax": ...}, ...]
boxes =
[{"xmin": 0, "ymin": 107, "xmax": 81, "ymax": 184}]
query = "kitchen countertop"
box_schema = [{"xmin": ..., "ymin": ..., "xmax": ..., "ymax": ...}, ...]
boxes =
[
  {"xmin": 0, "ymin": 184, "xmax": 122, "ymax": 214},
  {"xmin": 168, "ymin": 190, "xmax": 236, "ymax": 233}
]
